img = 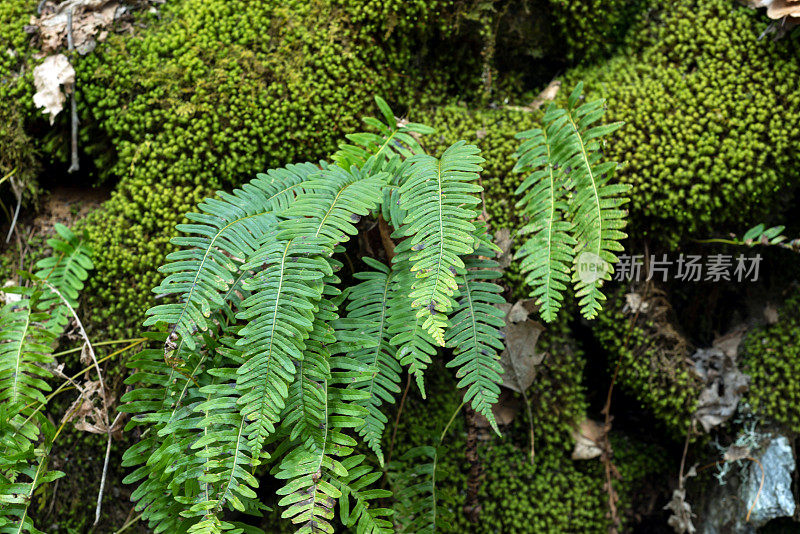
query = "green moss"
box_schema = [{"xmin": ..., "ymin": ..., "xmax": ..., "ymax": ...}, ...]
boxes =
[
  {"xmin": 566, "ymin": 0, "xmax": 800, "ymax": 248},
  {"xmin": 74, "ymin": 0, "xmax": 463, "ymax": 337},
  {"xmin": 413, "ymin": 105, "xmax": 542, "ymax": 231},
  {"xmin": 548, "ymin": 0, "xmax": 647, "ymax": 62},
  {"xmin": 386, "ymin": 317, "xmax": 668, "ymax": 532},
  {"xmin": 0, "ymin": 1, "xmax": 42, "ymax": 199},
  {"xmin": 741, "ymin": 287, "xmax": 800, "ymax": 433},
  {"xmin": 593, "ymin": 287, "xmax": 701, "ymax": 434}
]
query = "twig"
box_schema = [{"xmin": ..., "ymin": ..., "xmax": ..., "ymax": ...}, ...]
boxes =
[
  {"xmin": 114, "ymin": 511, "xmax": 144, "ymax": 534},
  {"xmin": 41, "ymin": 280, "xmax": 111, "ymax": 525},
  {"xmin": 387, "ymin": 373, "xmax": 412, "ymax": 465},
  {"xmin": 5, "ymin": 194, "xmax": 21, "ymax": 244},
  {"xmin": 67, "ymin": 8, "xmax": 79, "ymax": 174},
  {"xmin": 599, "ymin": 272, "xmax": 652, "ymax": 532}
]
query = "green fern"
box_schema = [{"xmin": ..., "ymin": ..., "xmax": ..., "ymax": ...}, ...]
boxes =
[
  {"xmin": 337, "ymin": 258, "xmax": 400, "ymax": 465},
  {"xmin": 397, "ymin": 141, "xmax": 484, "ymax": 345},
  {"xmin": 446, "ymin": 224, "xmax": 505, "ymax": 433},
  {"xmin": 0, "ymin": 296, "xmax": 64, "ymax": 533},
  {"xmin": 33, "ymin": 223, "xmax": 93, "ymax": 333},
  {"xmin": 332, "ymin": 96, "xmax": 434, "ymax": 170},
  {"xmin": 123, "ymin": 92, "xmax": 624, "ymax": 533},
  {"xmin": 514, "ymin": 82, "xmax": 630, "ymax": 321},
  {"xmin": 144, "ymin": 163, "xmax": 318, "ymax": 350},
  {"xmin": 390, "ymin": 446, "xmax": 440, "ymax": 534}
]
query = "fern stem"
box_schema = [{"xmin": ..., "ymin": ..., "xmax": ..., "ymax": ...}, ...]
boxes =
[{"xmin": 439, "ymin": 401, "xmax": 465, "ymax": 444}]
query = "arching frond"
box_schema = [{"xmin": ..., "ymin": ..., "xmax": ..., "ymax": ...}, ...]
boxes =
[
  {"xmin": 332, "ymin": 96, "xmax": 434, "ymax": 170},
  {"xmin": 278, "ymin": 165, "xmax": 387, "ymax": 250},
  {"xmin": 512, "ymin": 107, "xmax": 576, "ymax": 323},
  {"xmin": 386, "ymin": 249, "xmax": 437, "ymax": 398},
  {"xmin": 513, "ymin": 83, "xmax": 629, "ymax": 321},
  {"xmin": 397, "ymin": 141, "xmax": 484, "ymax": 345},
  {"xmin": 391, "ymin": 446, "xmax": 440, "ymax": 534},
  {"xmin": 336, "ymin": 257, "xmax": 400, "ymax": 465},
  {"xmin": 561, "ymin": 85, "xmax": 629, "ymax": 319},
  {"xmin": 0, "ymin": 298, "xmax": 62, "ymax": 534},
  {"xmin": 144, "ymin": 163, "xmax": 319, "ymax": 350},
  {"xmin": 33, "ymin": 223, "xmax": 93, "ymax": 333},
  {"xmin": 235, "ymin": 235, "xmax": 330, "ymax": 459},
  {"xmin": 337, "ymin": 454, "xmax": 393, "ymax": 534},
  {"xmin": 445, "ymin": 228, "xmax": 506, "ymax": 434}
]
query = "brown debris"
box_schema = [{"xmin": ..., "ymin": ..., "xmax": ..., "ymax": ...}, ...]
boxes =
[{"xmin": 498, "ymin": 300, "xmax": 546, "ymax": 393}]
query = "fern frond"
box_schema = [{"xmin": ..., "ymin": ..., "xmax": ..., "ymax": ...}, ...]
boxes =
[
  {"xmin": 144, "ymin": 163, "xmax": 319, "ymax": 350},
  {"xmin": 121, "ymin": 337, "xmax": 217, "ymax": 533},
  {"xmin": 0, "ymin": 298, "xmax": 62, "ymax": 534},
  {"xmin": 397, "ymin": 141, "xmax": 484, "ymax": 345},
  {"xmin": 183, "ymin": 366, "xmax": 259, "ymax": 527},
  {"xmin": 337, "ymin": 257, "xmax": 400, "ymax": 465},
  {"xmin": 445, "ymin": 231, "xmax": 506, "ymax": 434},
  {"xmin": 513, "ymin": 83, "xmax": 629, "ymax": 321},
  {"xmin": 337, "ymin": 454, "xmax": 393, "ymax": 534},
  {"xmin": 391, "ymin": 446, "xmax": 440, "ymax": 534},
  {"xmin": 332, "ymin": 96, "xmax": 434, "ymax": 170},
  {"xmin": 32, "ymin": 224, "xmax": 93, "ymax": 333},
  {"xmin": 278, "ymin": 165, "xmax": 387, "ymax": 250},
  {"xmin": 561, "ymin": 85, "xmax": 629, "ymax": 319},
  {"xmin": 235, "ymin": 235, "xmax": 330, "ymax": 459},
  {"xmin": 386, "ymin": 251, "xmax": 437, "ymax": 398},
  {"xmin": 512, "ymin": 108, "xmax": 576, "ymax": 323}
]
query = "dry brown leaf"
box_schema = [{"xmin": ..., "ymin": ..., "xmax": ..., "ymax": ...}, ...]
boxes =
[
  {"xmin": 80, "ymin": 341, "xmax": 92, "ymax": 366},
  {"xmin": 498, "ymin": 300, "xmax": 546, "ymax": 393},
  {"xmin": 32, "ymin": 1, "xmax": 121, "ymax": 55},
  {"xmin": 570, "ymin": 419, "xmax": 607, "ymax": 460},
  {"xmin": 494, "ymin": 228, "xmax": 513, "ymax": 269},
  {"xmin": 691, "ymin": 346, "xmax": 750, "ymax": 432},
  {"xmin": 528, "ymin": 80, "xmax": 562, "ymax": 110},
  {"xmin": 711, "ymin": 323, "xmax": 747, "ymax": 359}
]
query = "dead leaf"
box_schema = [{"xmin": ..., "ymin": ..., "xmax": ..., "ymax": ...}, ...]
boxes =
[
  {"xmin": 763, "ymin": 302, "xmax": 779, "ymax": 324},
  {"xmin": 571, "ymin": 419, "xmax": 607, "ymax": 460},
  {"xmin": 472, "ymin": 389, "xmax": 520, "ymax": 429},
  {"xmin": 498, "ymin": 300, "xmax": 546, "ymax": 393},
  {"xmin": 80, "ymin": 341, "xmax": 92, "ymax": 366},
  {"xmin": 32, "ymin": 1, "xmax": 121, "ymax": 55},
  {"xmin": 691, "ymin": 346, "xmax": 750, "ymax": 432},
  {"xmin": 528, "ymin": 80, "xmax": 561, "ymax": 110},
  {"xmin": 664, "ymin": 488, "xmax": 697, "ymax": 534},
  {"xmin": 623, "ymin": 292, "xmax": 650, "ymax": 314},
  {"xmin": 494, "ymin": 228, "xmax": 513, "ymax": 269},
  {"xmin": 723, "ymin": 444, "xmax": 752, "ymax": 463},
  {"xmin": 711, "ymin": 323, "xmax": 747, "ymax": 359},
  {"xmin": 33, "ymin": 54, "xmax": 75, "ymax": 124}
]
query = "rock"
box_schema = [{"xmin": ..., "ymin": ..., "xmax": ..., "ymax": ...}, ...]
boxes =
[
  {"xmin": 743, "ymin": 435, "xmax": 795, "ymax": 527},
  {"xmin": 699, "ymin": 434, "xmax": 797, "ymax": 534}
]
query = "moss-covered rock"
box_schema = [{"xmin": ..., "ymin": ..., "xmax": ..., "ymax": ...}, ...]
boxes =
[
  {"xmin": 741, "ymin": 287, "xmax": 800, "ymax": 433},
  {"xmin": 390, "ymin": 317, "xmax": 667, "ymax": 532},
  {"xmin": 568, "ymin": 0, "xmax": 800, "ymax": 248},
  {"xmin": 593, "ymin": 287, "xmax": 701, "ymax": 434},
  {"xmin": 73, "ymin": 0, "xmax": 461, "ymax": 337},
  {"xmin": 0, "ymin": 0, "xmax": 41, "ymax": 199}
]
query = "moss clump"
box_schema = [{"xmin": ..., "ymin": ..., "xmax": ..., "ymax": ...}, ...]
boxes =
[
  {"xmin": 74, "ymin": 0, "xmax": 459, "ymax": 337},
  {"xmin": 741, "ymin": 287, "xmax": 800, "ymax": 433},
  {"xmin": 548, "ymin": 0, "xmax": 647, "ymax": 63},
  {"xmin": 0, "ymin": 1, "xmax": 41, "ymax": 199},
  {"xmin": 593, "ymin": 288, "xmax": 701, "ymax": 434},
  {"xmin": 387, "ymin": 317, "xmax": 669, "ymax": 532},
  {"xmin": 566, "ymin": 0, "xmax": 800, "ymax": 248},
  {"xmin": 413, "ymin": 105, "xmax": 542, "ymax": 231}
]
